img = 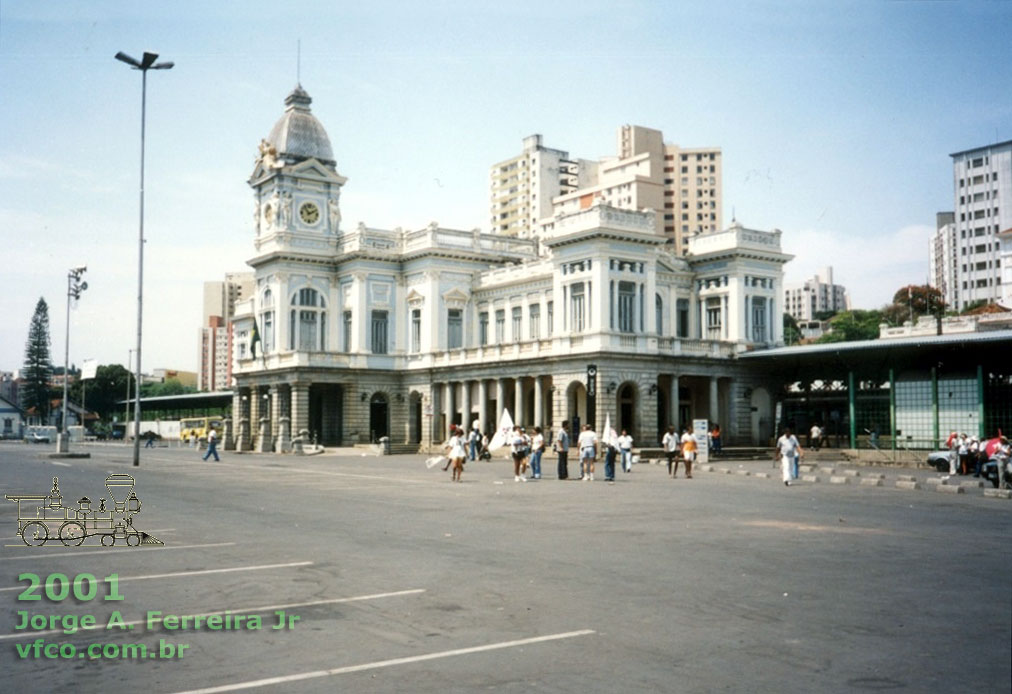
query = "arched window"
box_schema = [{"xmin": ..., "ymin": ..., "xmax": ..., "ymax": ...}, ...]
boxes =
[
  {"xmin": 289, "ymin": 287, "xmax": 327, "ymax": 351},
  {"xmin": 261, "ymin": 289, "xmax": 274, "ymax": 354},
  {"xmin": 655, "ymin": 293, "xmax": 663, "ymax": 335}
]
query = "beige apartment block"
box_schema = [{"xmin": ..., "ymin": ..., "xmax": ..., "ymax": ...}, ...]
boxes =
[{"xmin": 540, "ymin": 125, "xmax": 721, "ymax": 254}]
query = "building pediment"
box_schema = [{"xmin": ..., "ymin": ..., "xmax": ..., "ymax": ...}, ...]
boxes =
[
  {"xmin": 406, "ymin": 289, "xmax": 426, "ymax": 307},
  {"xmin": 442, "ymin": 287, "xmax": 469, "ymax": 308}
]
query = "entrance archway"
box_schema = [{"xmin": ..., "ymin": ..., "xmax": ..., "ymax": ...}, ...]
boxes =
[
  {"xmin": 369, "ymin": 393, "xmax": 389, "ymax": 442},
  {"xmin": 750, "ymin": 387, "xmax": 771, "ymax": 446},
  {"xmin": 618, "ymin": 382, "xmax": 637, "ymax": 437},
  {"xmin": 566, "ymin": 381, "xmax": 587, "ymax": 431},
  {"xmin": 409, "ymin": 392, "xmax": 422, "ymax": 444}
]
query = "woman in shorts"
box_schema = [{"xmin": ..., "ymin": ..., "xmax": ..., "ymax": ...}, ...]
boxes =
[{"xmin": 510, "ymin": 426, "xmax": 528, "ymax": 482}]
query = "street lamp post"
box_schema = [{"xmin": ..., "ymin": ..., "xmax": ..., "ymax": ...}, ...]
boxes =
[
  {"xmin": 115, "ymin": 51, "xmax": 174, "ymax": 467},
  {"xmin": 57, "ymin": 267, "xmax": 88, "ymax": 453}
]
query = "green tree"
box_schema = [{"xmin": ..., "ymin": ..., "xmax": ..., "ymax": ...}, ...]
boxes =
[
  {"xmin": 70, "ymin": 364, "xmax": 132, "ymax": 421},
  {"xmin": 783, "ymin": 313, "xmax": 801, "ymax": 345},
  {"xmin": 817, "ymin": 309, "xmax": 884, "ymax": 343},
  {"xmin": 889, "ymin": 284, "xmax": 946, "ymax": 321},
  {"xmin": 140, "ymin": 379, "xmax": 196, "ymax": 398},
  {"xmin": 21, "ymin": 297, "xmax": 54, "ymax": 420}
]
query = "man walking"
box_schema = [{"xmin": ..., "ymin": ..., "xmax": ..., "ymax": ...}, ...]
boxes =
[
  {"xmin": 775, "ymin": 426, "xmax": 802, "ymax": 486},
  {"xmin": 202, "ymin": 427, "xmax": 220, "ymax": 462}
]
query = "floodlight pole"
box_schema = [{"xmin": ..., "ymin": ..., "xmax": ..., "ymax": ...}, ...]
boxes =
[{"xmin": 115, "ymin": 51, "xmax": 173, "ymax": 467}]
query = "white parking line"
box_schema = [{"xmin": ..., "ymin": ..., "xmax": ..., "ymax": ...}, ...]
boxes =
[
  {"xmin": 1, "ymin": 541, "xmax": 235, "ymax": 560},
  {"xmin": 169, "ymin": 629, "xmax": 596, "ymax": 694},
  {"xmin": 0, "ymin": 560, "xmax": 312, "ymax": 593},
  {"xmin": 0, "ymin": 588, "xmax": 425, "ymax": 641},
  {"xmin": 51, "ymin": 461, "xmax": 72, "ymax": 467}
]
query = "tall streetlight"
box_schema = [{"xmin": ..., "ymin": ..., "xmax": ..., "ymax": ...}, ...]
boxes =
[
  {"xmin": 115, "ymin": 51, "xmax": 173, "ymax": 467},
  {"xmin": 57, "ymin": 267, "xmax": 88, "ymax": 453}
]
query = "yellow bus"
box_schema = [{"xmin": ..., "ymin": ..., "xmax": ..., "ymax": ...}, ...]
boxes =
[{"xmin": 179, "ymin": 417, "xmax": 223, "ymax": 443}]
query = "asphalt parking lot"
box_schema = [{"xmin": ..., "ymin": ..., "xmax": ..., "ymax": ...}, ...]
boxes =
[{"xmin": 2, "ymin": 442, "xmax": 1010, "ymax": 693}]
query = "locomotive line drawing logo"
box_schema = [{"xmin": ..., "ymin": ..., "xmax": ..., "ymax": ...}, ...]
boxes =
[{"xmin": 5, "ymin": 475, "xmax": 162, "ymax": 547}]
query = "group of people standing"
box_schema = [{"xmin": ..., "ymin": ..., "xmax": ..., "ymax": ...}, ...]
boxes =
[{"xmin": 661, "ymin": 426, "xmax": 699, "ymax": 478}]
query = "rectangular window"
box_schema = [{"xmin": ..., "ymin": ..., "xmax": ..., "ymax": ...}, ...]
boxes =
[
  {"xmin": 529, "ymin": 304, "xmax": 541, "ymax": 340},
  {"xmin": 677, "ymin": 298, "xmax": 689, "ymax": 338},
  {"xmin": 343, "ymin": 311, "xmax": 352, "ymax": 352},
  {"xmin": 512, "ymin": 306, "xmax": 522, "ymax": 342},
  {"xmin": 262, "ymin": 311, "xmax": 273, "ymax": 354},
  {"xmin": 617, "ymin": 281, "xmax": 636, "ymax": 333},
  {"xmin": 495, "ymin": 309, "xmax": 505, "ymax": 343},
  {"xmin": 570, "ymin": 283, "xmax": 586, "ymax": 332},
  {"xmin": 706, "ymin": 297, "xmax": 722, "ymax": 339},
  {"xmin": 371, "ymin": 310, "xmax": 388, "ymax": 354},
  {"xmin": 479, "ymin": 311, "xmax": 489, "ymax": 346},
  {"xmin": 546, "ymin": 301, "xmax": 553, "ymax": 337},
  {"xmin": 299, "ymin": 310, "xmax": 318, "ymax": 350},
  {"xmin": 411, "ymin": 309, "xmax": 421, "ymax": 353},
  {"xmin": 447, "ymin": 309, "xmax": 462, "ymax": 349}
]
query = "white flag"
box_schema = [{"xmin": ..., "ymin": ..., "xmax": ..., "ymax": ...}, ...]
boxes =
[{"xmin": 487, "ymin": 408, "xmax": 515, "ymax": 452}]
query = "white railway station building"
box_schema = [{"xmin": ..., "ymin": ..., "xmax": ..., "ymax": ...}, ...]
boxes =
[{"xmin": 230, "ymin": 86, "xmax": 792, "ymax": 451}]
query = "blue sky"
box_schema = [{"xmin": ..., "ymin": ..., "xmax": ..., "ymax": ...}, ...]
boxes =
[{"xmin": 1, "ymin": 1, "xmax": 1010, "ymax": 373}]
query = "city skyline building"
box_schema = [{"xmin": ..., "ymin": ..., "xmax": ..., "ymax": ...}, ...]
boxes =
[
  {"xmin": 783, "ymin": 266, "xmax": 850, "ymax": 322},
  {"xmin": 492, "ymin": 125, "xmax": 722, "ymax": 255},
  {"xmin": 937, "ymin": 139, "xmax": 1012, "ymax": 311},
  {"xmin": 198, "ymin": 272, "xmax": 253, "ymax": 391}
]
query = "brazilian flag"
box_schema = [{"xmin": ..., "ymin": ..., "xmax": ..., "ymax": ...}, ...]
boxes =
[{"xmin": 250, "ymin": 318, "xmax": 261, "ymax": 359}]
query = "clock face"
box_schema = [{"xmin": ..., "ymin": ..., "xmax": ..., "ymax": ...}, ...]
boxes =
[
  {"xmin": 299, "ymin": 202, "xmax": 320, "ymax": 225},
  {"xmin": 264, "ymin": 204, "xmax": 274, "ymax": 224}
]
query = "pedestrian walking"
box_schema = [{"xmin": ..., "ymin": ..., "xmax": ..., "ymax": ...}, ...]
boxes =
[
  {"xmin": 511, "ymin": 426, "xmax": 529, "ymax": 482},
  {"xmin": 469, "ymin": 421, "xmax": 481, "ymax": 461},
  {"xmin": 680, "ymin": 427, "xmax": 696, "ymax": 478},
  {"xmin": 530, "ymin": 426, "xmax": 545, "ymax": 479},
  {"xmin": 603, "ymin": 439, "xmax": 617, "ymax": 481},
  {"xmin": 662, "ymin": 425, "xmax": 680, "ymax": 477},
  {"xmin": 202, "ymin": 428, "xmax": 220, "ymax": 462},
  {"xmin": 444, "ymin": 426, "xmax": 467, "ymax": 482},
  {"xmin": 710, "ymin": 423, "xmax": 722, "ymax": 457},
  {"xmin": 775, "ymin": 426, "xmax": 802, "ymax": 486},
  {"xmin": 555, "ymin": 421, "xmax": 571, "ymax": 479},
  {"xmin": 617, "ymin": 429, "xmax": 634, "ymax": 472},
  {"xmin": 578, "ymin": 424, "xmax": 598, "ymax": 481}
]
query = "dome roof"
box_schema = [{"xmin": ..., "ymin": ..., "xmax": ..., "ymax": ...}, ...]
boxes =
[{"xmin": 266, "ymin": 85, "xmax": 335, "ymax": 167}]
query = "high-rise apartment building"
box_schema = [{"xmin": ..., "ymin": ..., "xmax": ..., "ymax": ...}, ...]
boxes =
[
  {"xmin": 542, "ymin": 125, "xmax": 721, "ymax": 254},
  {"xmin": 198, "ymin": 272, "xmax": 253, "ymax": 391},
  {"xmin": 940, "ymin": 140, "xmax": 1012, "ymax": 310},
  {"xmin": 783, "ymin": 266, "xmax": 850, "ymax": 322},
  {"xmin": 928, "ymin": 212, "xmax": 957, "ymax": 308},
  {"xmin": 492, "ymin": 126, "xmax": 721, "ymax": 254}
]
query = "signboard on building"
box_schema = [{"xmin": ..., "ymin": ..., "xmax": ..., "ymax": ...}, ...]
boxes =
[
  {"xmin": 586, "ymin": 364, "xmax": 597, "ymax": 430},
  {"xmin": 693, "ymin": 418, "xmax": 710, "ymax": 465}
]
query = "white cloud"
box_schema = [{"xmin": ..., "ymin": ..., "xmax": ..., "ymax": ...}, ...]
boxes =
[{"xmin": 782, "ymin": 224, "xmax": 935, "ymax": 309}]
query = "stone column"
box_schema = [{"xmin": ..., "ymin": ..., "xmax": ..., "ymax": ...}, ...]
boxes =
[
  {"xmin": 533, "ymin": 376, "xmax": 543, "ymax": 428},
  {"xmin": 291, "ymin": 383, "xmax": 310, "ymax": 440},
  {"xmin": 461, "ymin": 380, "xmax": 471, "ymax": 430},
  {"xmin": 496, "ymin": 378, "xmax": 505, "ymax": 427},
  {"xmin": 276, "ymin": 384, "xmax": 292, "ymax": 453},
  {"xmin": 443, "ymin": 381, "xmax": 453, "ymax": 438},
  {"xmin": 709, "ymin": 376, "xmax": 719, "ymax": 425},
  {"xmin": 669, "ymin": 375, "xmax": 679, "ymax": 430},
  {"xmin": 227, "ymin": 391, "xmax": 242, "ymax": 450},
  {"xmin": 514, "ymin": 378, "xmax": 524, "ymax": 427},
  {"xmin": 249, "ymin": 389, "xmax": 261, "ymax": 448},
  {"xmin": 270, "ymin": 385, "xmax": 282, "ymax": 439},
  {"xmin": 238, "ymin": 389, "xmax": 252, "ymax": 452},
  {"xmin": 478, "ymin": 379, "xmax": 488, "ymax": 434}
]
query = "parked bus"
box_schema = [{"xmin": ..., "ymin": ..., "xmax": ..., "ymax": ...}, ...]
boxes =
[{"xmin": 179, "ymin": 417, "xmax": 223, "ymax": 443}]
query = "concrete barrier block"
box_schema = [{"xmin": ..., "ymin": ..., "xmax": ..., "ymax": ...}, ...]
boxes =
[
  {"xmin": 843, "ymin": 469, "xmax": 861, "ymax": 477},
  {"xmin": 860, "ymin": 478, "xmax": 884, "ymax": 487},
  {"xmin": 754, "ymin": 472, "xmax": 771, "ymax": 479},
  {"xmin": 925, "ymin": 478, "xmax": 945, "ymax": 486},
  {"xmin": 701, "ymin": 465, "xmax": 715, "ymax": 472},
  {"xmin": 867, "ymin": 473, "xmax": 886, "ymax": 480},
  {"xmin": 983, "ymin": 488, "xmax": 1012, "ymax": 499},
  {"xmin": 736, "ymin": 469, "xmax": 751, "ymax": 476},
  {"xmin": 819, "ymin": 467, "xmax": 836, "ymax": 475},
  {"xmin": 897, "ymin": 474, "xmax": 917, "ymax": 482},
  {"xmin": 935, "ymin": 484, "xmax": 965, "ymax": 494},
  {"xmin": 720, "ymin": 468, "xmax": 732, "ymax": 474},
  {"xmin": 830, "ymin": 476, "xmax": 850, "ymax": 484},
  {"xmin": 896, "ymin": 480, "xmax": 921, "ymax": 490},
  {"xmin": 959, "ymin": 480, "xmax": 984, "ymax": 489},
  {"xmin": 799, "ymin": 464, "xmax": 815, "ymax": 474},
  {"xmin": 802, "ymin": 474, "xmax": 820, "ymax": 483}
]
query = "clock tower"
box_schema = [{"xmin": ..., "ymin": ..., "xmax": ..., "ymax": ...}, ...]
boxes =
[{"xmin": 249, "ymin": 84, "xmax": 347, "ymax": 251}]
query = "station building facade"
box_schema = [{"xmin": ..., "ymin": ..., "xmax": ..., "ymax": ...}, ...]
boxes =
[{"xmin": 229, "ymin": 87, "xmax": 792, "ymax": 451}]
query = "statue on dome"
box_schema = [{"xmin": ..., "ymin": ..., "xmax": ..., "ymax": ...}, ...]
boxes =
[
  {"xmin": 279, "ymin": 192, "xmax": 293, "ymax": 229},
  {"xmin": 328, "ymin": 197, "xmax": 341, "ymax": 230},
  {"xmin": 257, "ymin": 139, "xmax": 283, "ymax": 170}
]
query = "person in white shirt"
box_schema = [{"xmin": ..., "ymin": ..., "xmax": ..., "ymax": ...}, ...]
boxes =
[
  {"xmin": 775, "ymin": 427, "xmax": 803, "ymax": 486},
  {"xmin": 809, "ymin": 423, "xmax": 822, "ymax": 451},
  {"xmin": 530, "ymin": 427, "xmax": 545, "ymax": 479},
  {"xmin": 577, "ymin": 425, "xmax": 598, "ymax": 481},
  {"xmin": 679, "ymin": 428, "xmax": 697, "ymax": 478},
  {"xmin": 617, "ymin": 429, "xmax": 634, "ymax": 473},
  {"xmin": 510, "ymin": 426, "xmax": 529, "ymax": 482},
  {"xmin": 444, "ymin": 426, "xmax": 467, "ymax": 482},
  {"xmin": 662, "ymin": 426, "xmax": 680, "ymax": 477}
]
